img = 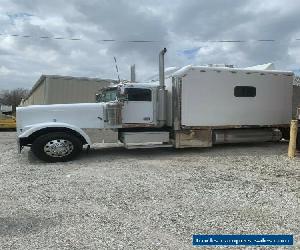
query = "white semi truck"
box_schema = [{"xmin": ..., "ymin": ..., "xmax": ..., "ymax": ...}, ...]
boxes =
[{"xmin": 16, "ymin": 48, "xmax": 294, "ymax": 162}]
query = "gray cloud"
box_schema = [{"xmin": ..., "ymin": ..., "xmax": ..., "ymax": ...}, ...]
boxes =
[{"xmin": 0, "ymin": 0, "xmax": 300, "ymax": 90}]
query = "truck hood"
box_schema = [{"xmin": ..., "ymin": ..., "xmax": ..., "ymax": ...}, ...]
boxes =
[{"xmin": 16, "ymin": 103, "xmax": 106, "ymax": 135}]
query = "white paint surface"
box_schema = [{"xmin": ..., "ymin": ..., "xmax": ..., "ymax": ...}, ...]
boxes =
[
  {"xmin": 121, "ymin": 86, "xmax": 154, "ymax": 124},
  {"xmin": 122, "ymin": 100, "xmax": 154, "ymax": 123},
  {"xmin": 17, "ymin": 103, "xmax": 105, "ymax": 135},
  {"xmin": 180, "ymin": 68, "xmax": 293, "ymax": 126},
  {"xmin": 16, "ymin": 65, "xmax": 294, "ymax": 144}
]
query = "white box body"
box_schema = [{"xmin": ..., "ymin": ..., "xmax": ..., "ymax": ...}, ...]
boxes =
[{"xmin": 168, "ymin": 66, "xmax": 293, "ymax": 127}]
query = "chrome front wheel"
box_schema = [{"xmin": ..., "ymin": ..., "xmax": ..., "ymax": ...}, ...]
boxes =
[
  {"xmin": 32, "ymin": 132, "xmax": 83, "ymax": 162},
  {"xmin": 44, "ymin": 139, "xmax": 74, "ymax": 158}
]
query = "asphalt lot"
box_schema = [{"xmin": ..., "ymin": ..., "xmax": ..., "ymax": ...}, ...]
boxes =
[{"xmin": 0, "ymin": 131, "xmax": 299, "ymax": 249}]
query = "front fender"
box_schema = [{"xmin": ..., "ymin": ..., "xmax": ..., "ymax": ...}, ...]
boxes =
[{"xmin": 19, "ymin": 122, "xmax": 92, "ymax": 145}]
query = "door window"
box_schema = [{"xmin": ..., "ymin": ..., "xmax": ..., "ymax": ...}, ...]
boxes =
[{"xmin": 125, "ymin": 88, "xmax": 152, "ymax": 101}]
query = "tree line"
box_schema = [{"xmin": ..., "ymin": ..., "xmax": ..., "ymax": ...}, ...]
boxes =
[{"xmin": 0, "ymin": 88, "xmax": 29, "ymax": 113}]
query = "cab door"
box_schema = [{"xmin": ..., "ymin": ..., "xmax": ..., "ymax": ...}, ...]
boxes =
[{"xmin": 122, "ymin": 88, "xmax": 153, "ymax": 124}]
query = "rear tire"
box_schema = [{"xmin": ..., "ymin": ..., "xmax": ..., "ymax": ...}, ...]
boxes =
[{"xmin": 31, "ymin": 132, "xmax": 83, "ymax": 162}]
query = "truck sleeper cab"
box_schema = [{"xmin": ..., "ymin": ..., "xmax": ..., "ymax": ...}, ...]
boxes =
[{"xmin": 16, "ymin": 48, "xmax": 295, "ymax": 162}]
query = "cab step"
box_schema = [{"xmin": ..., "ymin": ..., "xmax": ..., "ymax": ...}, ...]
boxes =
[
  {"xmin": 124, "ymin": 143, "xmax": 173, "ymax": 149},
  {"xmin": 120, "ymin": 131, "xmax": 169, "ymax": 143}
]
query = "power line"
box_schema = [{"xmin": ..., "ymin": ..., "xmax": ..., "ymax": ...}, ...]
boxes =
[
  {"xmin": 0, "ymin": 33, "xmax": 300, "ymax": 43},
  {"xmin": 0, "ymin": 33, "xmax": 159, "ymax": 43}
]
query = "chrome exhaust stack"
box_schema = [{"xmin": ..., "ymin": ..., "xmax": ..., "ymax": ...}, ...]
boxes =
[
  {"xmin": 157, "ymin": 48, "xmax": 167, "ymax": 127},
  {"xmin": 159, "ymin": 48, "xmax": 167, "ymax": 89},
  {"xmin": 130, "ymin": 64, "xmax": 136, "ymax": 82}
]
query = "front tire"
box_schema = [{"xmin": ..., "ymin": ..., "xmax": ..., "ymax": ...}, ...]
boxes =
[{"xmin": 31, "ymin": 132, "xmax": 83, "ymax": 162}]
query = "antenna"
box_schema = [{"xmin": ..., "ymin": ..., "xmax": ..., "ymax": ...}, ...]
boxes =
[{"xmin": 113, "ymin": 56, "xmax": 121, "ymax": 83}]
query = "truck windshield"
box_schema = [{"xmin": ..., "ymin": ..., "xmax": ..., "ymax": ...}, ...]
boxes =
[{"xmin": 97, "ymin": 88, "xmax": 118, "ymax": 102}]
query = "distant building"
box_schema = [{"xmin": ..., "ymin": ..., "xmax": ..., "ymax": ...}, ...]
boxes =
[
  {"xmin": 0, "ymin": 104, "xmax": 13, "ymax": 113},
  {"xmin": 22, "ymin": 75, "xmax": 115, "ymax": 106}
]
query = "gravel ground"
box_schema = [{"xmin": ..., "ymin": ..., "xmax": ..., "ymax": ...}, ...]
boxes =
[{"xmin": 0, "ymin": 131, "xmax": 299, "ymax": 249}]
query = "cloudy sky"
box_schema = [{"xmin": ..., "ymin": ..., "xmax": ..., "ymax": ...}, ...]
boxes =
[{"xmin": 0, "ymin": 0, "xmax": 300, "ymax": 90}]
